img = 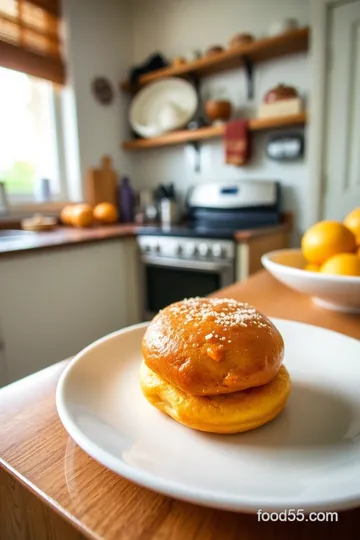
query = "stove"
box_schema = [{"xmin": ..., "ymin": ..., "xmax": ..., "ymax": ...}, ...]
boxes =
[{"xmin": 137, "ymin": 180, "xmax": 281, "ymax": 319}]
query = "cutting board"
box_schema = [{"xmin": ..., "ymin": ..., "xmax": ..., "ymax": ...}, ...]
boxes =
[{"xmin": 86, "ymin": 155, "xmax": 117, "ymax": 206}]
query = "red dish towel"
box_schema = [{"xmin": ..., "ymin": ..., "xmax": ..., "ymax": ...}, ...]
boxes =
[{"xmin": 224, "ymin": 119, "xmax": 251, "ymax": 166}]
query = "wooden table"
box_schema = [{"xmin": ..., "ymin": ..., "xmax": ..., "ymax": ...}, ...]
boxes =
[{"xmin": 1, "ymin": 271, "xmax": 359, "ymax": 540}]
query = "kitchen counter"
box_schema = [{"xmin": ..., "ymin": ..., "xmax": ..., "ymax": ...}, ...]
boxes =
[
  {"xmin": 0, "ymin": 224, "xmax": 136, "ymax": 256},
  {"xmin": 0, "ymin": 222, "xmax": 291, "ymax": 256},
  {"xmin": 1, "ymin": 270, "xmax": 359, "ymax": 540}
]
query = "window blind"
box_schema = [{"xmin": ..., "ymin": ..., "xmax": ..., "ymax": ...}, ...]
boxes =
[{"xmin": 0, "ymin": 0, "xmax": 65, "ymax": 84}]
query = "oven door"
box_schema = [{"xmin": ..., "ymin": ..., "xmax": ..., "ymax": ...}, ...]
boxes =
[{"xmin": 141, "ymin": 255, "xmax": 235, "ymax": 320}]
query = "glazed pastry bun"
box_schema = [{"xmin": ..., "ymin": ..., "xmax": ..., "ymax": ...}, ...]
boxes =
[{"xmin": 142, "ymin": 297, "xmax": 284, "ymax": 396}]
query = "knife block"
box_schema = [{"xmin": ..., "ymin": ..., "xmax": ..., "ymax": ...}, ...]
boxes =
[{"xmin": 86, "ymin": 156, "xmax": 117, "ymax": 206}]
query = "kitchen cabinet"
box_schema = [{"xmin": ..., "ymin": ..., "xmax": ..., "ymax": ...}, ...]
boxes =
[
  {"xmin": 0, "ymin": 238, "xmax": 141, "ymax": 386},
  {"xmin": 0, "ymin": 319, "xmax": 8, "ymax": 387},
  {"xmin": 235, "ymin": 228, "xmax": 290, "ymax": 281}
]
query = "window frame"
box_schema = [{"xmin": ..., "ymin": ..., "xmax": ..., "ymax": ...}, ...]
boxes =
[{"xmin": 1, "ymin": 71, "xmax": 69, "ymax": 210}]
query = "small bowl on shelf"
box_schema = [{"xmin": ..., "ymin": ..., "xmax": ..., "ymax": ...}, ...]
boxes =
[
  {"xmin": 205, "ymin": 45, "xmax": 224, "ymax": 57},
  {"xmin": 262, "ymin": 249, "xmax": 360, "ymax": 313},
  {"xmin": 205, "ymin": 99, "xmax": 232, "ymax": 124},
  {"xmin": 228, "ymin": 33, "xmax": 255, "ymax": 48}
]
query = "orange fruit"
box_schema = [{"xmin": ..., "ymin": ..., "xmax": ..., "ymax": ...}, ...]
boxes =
[
  {"xmin": 301, "ymin": 221, "xmax": 356, "ymax": 265},
  {"xmin": 71, "ymin": 204, "xmax": 94, "ymax": 228},
  {"xmin": 304, "ymin": 263, "xmax": 319, "ymax": 272},
  {"xmin": 320, "ymin": 253, "xmax": 360, "ymax": 277},
  {"xmin": 357, "ymin": 246, "xmax": 360, "ymax": 258},
  {"xmin": 60, "ymin": 205, "xmax": 74, "ymax": 225},
  {"xmin": 344, "ymin": 208, "xmax": 360, "ymax": 245},
  {"xmin": 93, "ymin": 202, "xmax": 118, "ymax": 224}
]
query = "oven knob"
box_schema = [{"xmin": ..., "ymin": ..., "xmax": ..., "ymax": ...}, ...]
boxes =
[
  {"xmin": 187, "ymin": 243, "xmax": 198, "ymax": 256},
  {"xmin": 212, "ymin": 243, "xmax": 224, "ymax": 257},
  {"xmin": 143, "ymin": 244, "xmax": 151, "ymax": 252},
  {"xmin": 198, "ymin": 243, "xmax": 209, "ymax": 257},
  {"xmin": 176, "ymin": 244, "xmax": 183, "ymax": 255},
  {"xmin": 154, "ymin": 244, "xmax": 161, "ymax": 254}
]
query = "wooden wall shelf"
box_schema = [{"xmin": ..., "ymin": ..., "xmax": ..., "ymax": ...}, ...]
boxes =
[
  {"xmin": 120, "ymin": 28, "xmax": 309, "ymax": 92},
  {"xmin": 122, "ymin": 113, "xmax": 307, "ymax": 151}
]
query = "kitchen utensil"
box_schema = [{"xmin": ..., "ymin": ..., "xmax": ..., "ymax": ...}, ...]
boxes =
[
  {"xmin": 262, "ymin": 249, "xmax": 360, "ymax": 313},
  {"xmin": 205, "ymin": 99, "xmax": 232, "ymax": 124},
  {"xmin": 136, "ymin": 188, "xmax": 158, "ymax": 224},
  {"xmin": 160, "ymin": 198, "xmax": 178, "ymax": 227},
  {"xmin": 86, "ymin": 155, "xmax": 117, "ymax": 207},
  {"xmin": 57, "ymin": 318, "xmax": 360, "ymax": 512},
  {"xmin": 228, "ymin": 33, "xmax": 255, "ymax": 48},
  {"xmin": 268, "ymin": 18, "xmax": 299, "ymax": 37},
  {"xmin": 129, "ymin": 78, "xmax": 198, "ymax": 138}
]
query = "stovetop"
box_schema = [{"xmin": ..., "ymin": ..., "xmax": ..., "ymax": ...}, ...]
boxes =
[
  {"xmin": 136, "ymin": 219, "xmax": 282, "ymax": 239},
  {"xmin": 136, "ymin": 225, "xmax": 238, "ymax": 240}
]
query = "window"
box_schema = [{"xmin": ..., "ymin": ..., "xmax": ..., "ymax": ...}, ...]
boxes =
[{"xmin": 0, "ymin": 66, "xmax": 65, "ymax": 202}]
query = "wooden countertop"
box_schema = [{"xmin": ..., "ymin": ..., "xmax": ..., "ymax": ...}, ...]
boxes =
[
  {"xmin": 0, "ymin": 222, "xmax": 291, "ymax": 256},
  {"xmin": 0, "ymin": 224, "xmax": 136, "ymax": 256},
  {"xmin": 1, "ymin": 271, "xmax": 359, "ymax": 540}
]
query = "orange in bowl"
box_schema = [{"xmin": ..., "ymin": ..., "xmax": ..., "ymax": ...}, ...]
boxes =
[
  {"xmin": 344, "ymin": 208, "xmax": 360, "ymax": 246},
  {"xmin": 320, "ymin": 253, "xmax": 360, "ymax": 277},
  {"xmin": 304, "ymin": 263, "xmax": 319, "ymax": 272},
  {"xmin": 301, "ymin": 221, "xmax": 356, "ymax": 265},
  {"xmin": 93, "ymin": 202, "xmax": 119, "ymax": 224}
]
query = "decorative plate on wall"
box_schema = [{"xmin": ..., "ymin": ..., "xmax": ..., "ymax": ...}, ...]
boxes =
[
  {"xmin": 129, "ymin": 78, "xmax": 198, "ymax": 138},
  {"xmin": 92, "ymin": 77, "xmax": 114, "ymax": 105}
]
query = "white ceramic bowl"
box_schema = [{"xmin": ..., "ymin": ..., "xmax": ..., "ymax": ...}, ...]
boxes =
[
  {"xmin": 129, "ymin": 78, "xmax": 198, "ymax": 138},
  {"xmin": 262, "ymin": 249, "xmax": 360, "ymax": 313}
]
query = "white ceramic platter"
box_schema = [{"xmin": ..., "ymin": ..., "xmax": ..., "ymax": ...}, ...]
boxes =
[
  {"xmin": 129, "ymin": 77, "xmax": 198, "ymax": 138},
  {"xmin": 57, "ymin": 319, "xmax": 360, "ymax": 513}
]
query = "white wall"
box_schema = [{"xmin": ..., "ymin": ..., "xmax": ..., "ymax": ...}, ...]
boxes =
[
  {"xmin": 129, "ymin": 0, "xmax": 310, "ymax": 237},
  {"xmin": 61, "ymin": 0, "xmax": 133, "ymax": 197}
]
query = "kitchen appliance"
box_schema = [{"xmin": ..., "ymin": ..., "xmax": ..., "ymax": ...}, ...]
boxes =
[
  {"xmin": 266, "ymin": 133, "xmax": 304, "ymax": 161},
  {"xmin": 137, "ymin": 180, "xmax": 281, "ymax": 319}
]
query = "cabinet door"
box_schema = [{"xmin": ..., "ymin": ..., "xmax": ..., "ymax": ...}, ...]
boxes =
[
  {"xmin": 0, "ymin": 239, "xmax": 140, "ymax": 384},
  {"xmin": 324, "ymin": 0, "xmax": 360, "ymax": 218},
  {"xmin": 0, "ymin": 319, "xmax": 8, "ymax": 388}
]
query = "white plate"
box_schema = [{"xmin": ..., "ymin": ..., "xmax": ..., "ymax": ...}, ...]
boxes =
[
  {"xmin": 129, "ymin": 78, "xmax": 198, "ymax": 138},
  {"xmin": 262, "ymin": 249, "xmax": 360, "ymax": 313},
  {"xmin": 57, "ymin": 319, "xmax": 360, "ymax": 513}
]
